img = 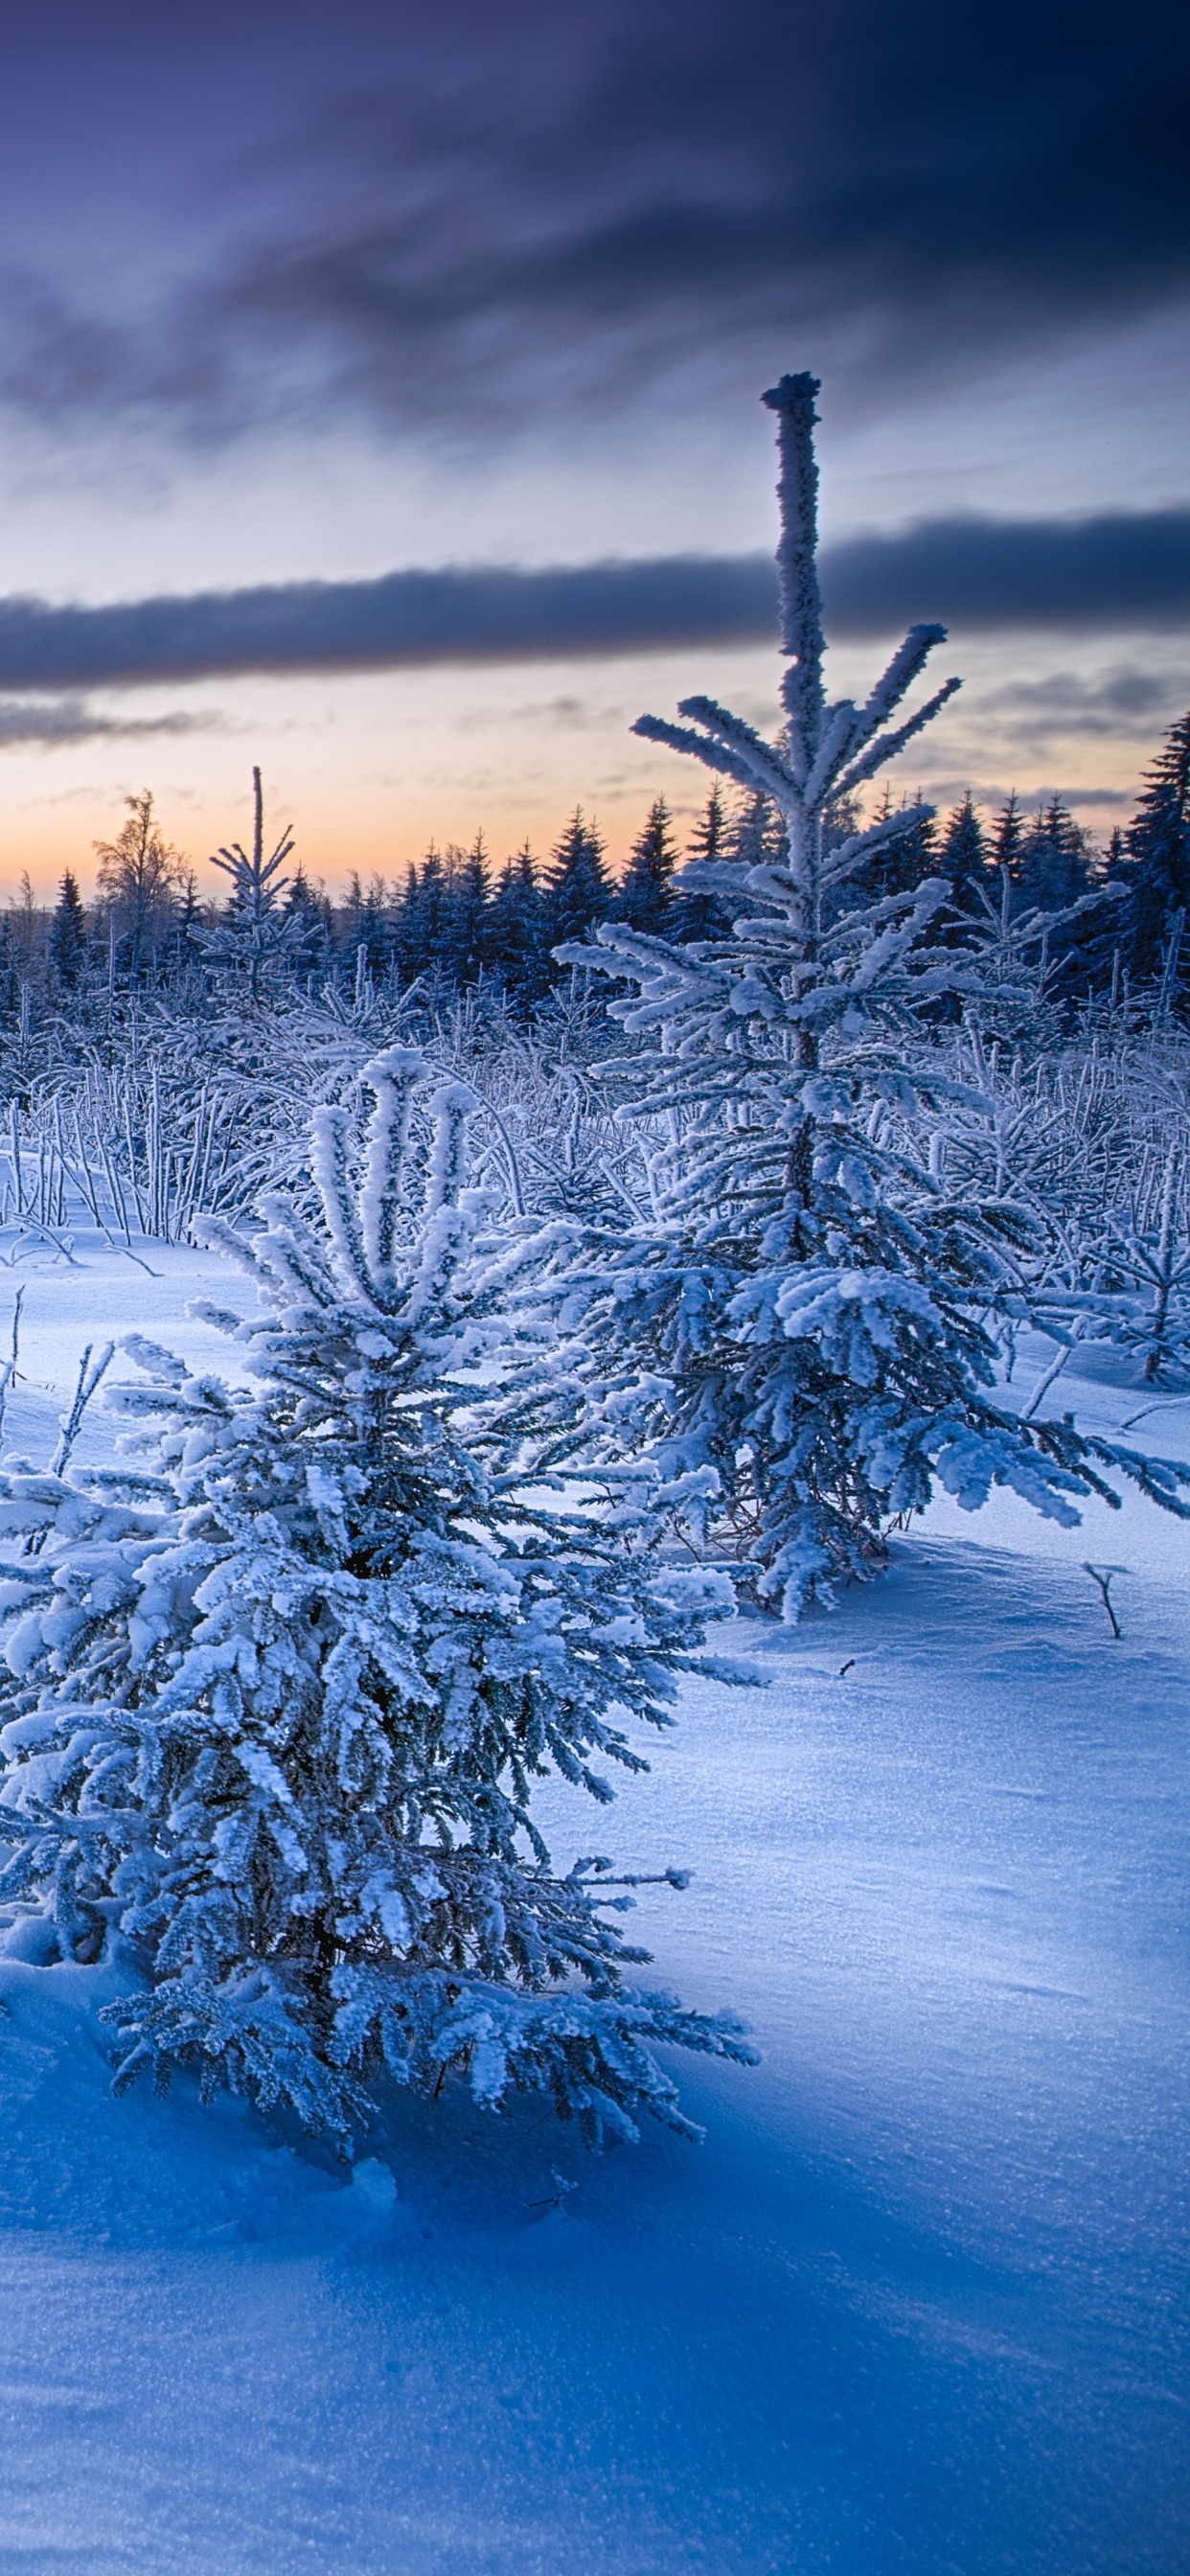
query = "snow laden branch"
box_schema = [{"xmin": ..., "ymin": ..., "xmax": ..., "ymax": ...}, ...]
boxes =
[{"xmin": 0, "ymin": 1051, "xmax": 755, "ymax": 2144}]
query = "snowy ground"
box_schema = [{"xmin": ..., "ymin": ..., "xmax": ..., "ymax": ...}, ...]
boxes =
[{"xmin": 0, "ymin": 1228, "xmax": 1185, "ymax": 2574}]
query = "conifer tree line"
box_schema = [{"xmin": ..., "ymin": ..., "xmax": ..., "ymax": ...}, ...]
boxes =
[{"xmin": 5, "ymin": 708, "xmax": 1190, "ymax": 1032}]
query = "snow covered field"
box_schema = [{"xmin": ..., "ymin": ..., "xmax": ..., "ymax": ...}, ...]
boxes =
[{"xmin": 0, "ymin": 1230, "xmax": 1186, "ymax": 2575}]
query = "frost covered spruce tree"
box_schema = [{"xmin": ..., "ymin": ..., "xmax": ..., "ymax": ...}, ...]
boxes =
[
  {"xmin": 200, "ymin": 767, "xmax": 306, "ymax": 999},
  {"xmin": 555, "ymin": 373, "xmax": 1190, "ymax": 1613},
  {"xmin": 0, "ymin": 1052, "xmax": 753, "ymax": 2143}
]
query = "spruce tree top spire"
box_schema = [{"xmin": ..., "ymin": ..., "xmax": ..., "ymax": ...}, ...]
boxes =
[
  {"xmin": 761, "ymin": 370, "xmax": 827, "ymax": 770},
  {"xmin": 629, "ymin": 370, "xmax": 961, "ymax": 993}
]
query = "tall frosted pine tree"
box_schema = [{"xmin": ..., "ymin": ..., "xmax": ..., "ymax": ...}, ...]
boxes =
[
  {"xmin": 552, "ymin": 374, "xmax": 1190, "ymax": 1613},
  {"xmin": 0, "ymin": 1051, "xmax": 753, "ymax": 2143}
]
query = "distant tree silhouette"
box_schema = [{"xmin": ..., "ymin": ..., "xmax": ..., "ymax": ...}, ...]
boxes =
[
  {"xmin": 396, "ymin": 847, "xmax": 448, "ymax": 982},
  {"xmin": 488, "ymin": 845, "xmax": 550, "ymax": 1000},
  {"xmin": 49, "ymin": 872, "xmax": 87, "ymax": 991},
  {"xmin": 618, "ymin": 797, "xmax": 678, "ymax": 933},
  {"xmin": 990, "ymin": 794, "xmax": 1025, "ymax": 877},
  {"xmin": 940, "ymin": 794, "xmax": 988, "ymax": 910},
  {"xmin": 840, "ymin": 788, "xmax": 938, "ymax": 911},
  {"xmin": 1013, "ymin": 797, "xmax": 1093, "ymax": 914},
  {"xmin": 1113, "ymin": 712, "xmax": 1190, "ymax": 993},
  {"xmin": 545, "ymin": 810, "xmax": 612, "ymax": 947},
  {"xmin": 448, "ymin": 835, "xmax": 492, "ymax": 982},
  {"xmin": 94, "ymin": 790, "xmax": 181, "ymax": 986},
  {"xmin": 675, "ymin": 784, "xmax": 734, "ymax": 941}
]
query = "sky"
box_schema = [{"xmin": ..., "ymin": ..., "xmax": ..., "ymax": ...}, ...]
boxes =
[{"xmin": 0, "ymin": 0, "xmax": 1187, "ymax": 898}]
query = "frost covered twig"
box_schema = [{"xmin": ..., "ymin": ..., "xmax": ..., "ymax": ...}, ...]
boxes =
[
  {"xmin": 50, "ymin": 1340, "xmax": 115, "ymax": 1476},
  {"xmin": 0, "ymin": 1287, "xmax": 23, "ymax": 1450}
]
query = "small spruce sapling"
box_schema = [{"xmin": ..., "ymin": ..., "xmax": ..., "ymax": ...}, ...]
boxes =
[
  {"xmin": 0, "ymin": 1051, "xmax": 754, "ymax": 2146},
  {"xmin": 201, "ymin": 768, "xmax": 305, "ymax": 1000}
]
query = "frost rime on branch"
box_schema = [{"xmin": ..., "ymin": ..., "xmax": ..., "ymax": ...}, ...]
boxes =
[{"xmin": 628, "ymin": 370, "xmax": 961, "ymax": 1057}]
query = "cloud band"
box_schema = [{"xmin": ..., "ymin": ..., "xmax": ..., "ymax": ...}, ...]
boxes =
[{"xmin": 0, "ymin": 508, "xmax": 1185, "ymax": 696}]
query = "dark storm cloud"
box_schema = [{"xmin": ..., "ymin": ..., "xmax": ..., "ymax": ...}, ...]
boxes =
[
  {"xmin": 0, "ymin": 509, "xmax": 1185, "ymax": 693},
  {"xmin": 820, "ymin": 510, "xmax": 1190, "ymax": 637},
  {"xmin": 0, "ymin": 0, "xmax": 1186, "ymax": 441},
  {"xmin": 0, "ymin": 559, "xmax": 778, "ymax": 689}
]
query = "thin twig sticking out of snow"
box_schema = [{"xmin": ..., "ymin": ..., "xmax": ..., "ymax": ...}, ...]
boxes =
[
  {"xmin": 1122, "ymin": 1397, "xmax": 1190, "ymax": 1430},
  {"xmin": 0, "ymin": 1220, "xmax": 81, "ymax": 1270},
  {"xmin": 1083, "ymin": 1563, "xmax": 1123, "ymax": 1640},
  {"xmin": 0, "ymin": 1287, "xmax": 23, "ymax": 1451},
  {"xmin": 1022, "ymin": 1320, "xmax": 1087, "ymax": 1421}
]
